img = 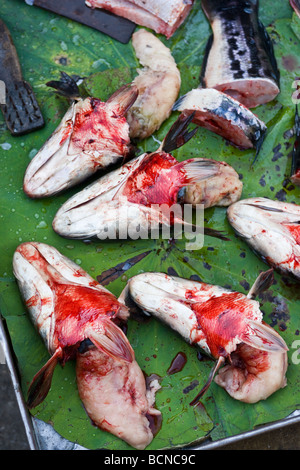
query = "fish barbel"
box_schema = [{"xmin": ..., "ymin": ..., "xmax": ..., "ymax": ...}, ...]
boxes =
[
  {"xmin": 200, "ymin": 0, "xmax": 280, "ymax": 108},
  {"xmin": 127, "ymin": 29, "xmax": 181, "ymax": 140},
  {"xmin": 53, "ymin": 113, "xmax": 233, "ymax": 240},
  {"xmin": 23, "ymin": 80, "xmax": 138, "ymax": 198},
  {"xmin": 13, "ymin": 242, "xmax": 134, "ymax": 408},
  {"xmin": 227, "ymin": 197, "xmax": 300, "ymax": 280},
  {"xmin": 125, "ymin": 271, "xmax": 288, "ymax": 403},
  {"xmin": 86, "ymin": 0, "xmax": 194, "ymax": 38},
  {"xmin": 174, "ymin": 88, "xmax": 267, "ymax": 150},
  {"xmin": 76, "ymin": 341, "xmax": 161, "ymax": 449}
]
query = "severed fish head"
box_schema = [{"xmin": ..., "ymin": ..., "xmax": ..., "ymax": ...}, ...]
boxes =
[
  {"xmin": 13, "ymin": 241, "xmax": 134, "ymax": 408},
  {"xmin": 126, "ymin": 272, "xmax": 288, "ymax": 403},
  {"xmin": 52, "ymin": 113, "xmax": 220, "ymax": 240},
  {"xmin": 227, "ymin": 197, "xmax": 300, "ymax": 280},
  {"xmin": 23, "ymin": 84, "xmax": 138, "ymax": 198}
]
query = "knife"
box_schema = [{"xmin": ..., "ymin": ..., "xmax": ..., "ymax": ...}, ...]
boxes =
[
  {"xmin": 25, "ymin": 0, "xmax": 136, "ymax": 44},
  {"xmin": 0, "ymin": 18, "xmax": 44, "ymax": 136}
]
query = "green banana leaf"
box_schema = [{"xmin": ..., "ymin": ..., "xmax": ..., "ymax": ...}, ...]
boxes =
[{"xmin": 0, "ymin": 0, "xmax": 300, "ymax": 450}]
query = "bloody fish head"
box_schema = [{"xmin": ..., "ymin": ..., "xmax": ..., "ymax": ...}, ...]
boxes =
[
  {"xmin": 227, "ymin": 197, "xmax": 300, "ymax": 280},
  {"xmin": 13, "ymin": 242, "xmax": 134, "ymax": 408},
  {"xmin": 125, "ymin": 272, "xmax": 288, "ymax": 404},
  {"xmin": 23, "ymin": 84, "xmax": 138, "ymax": 198},
  {"xmin": 52, "ymin": 113, "xmax": 222, "ymax": 240}
]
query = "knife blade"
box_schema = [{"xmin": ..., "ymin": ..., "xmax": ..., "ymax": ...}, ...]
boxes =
[{"xmin": 26, "ymin": 0, "xmax": 136, "ymax": 44}]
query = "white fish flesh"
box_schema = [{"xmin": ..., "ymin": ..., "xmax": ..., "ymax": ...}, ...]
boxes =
[
  {"xmin": 227, "ymin": 197, "xmax": 300, "ymax": 280},
  {"xmin": 126, "ymin": 271, "xmax": 288, "ymax": 403},
  {"xmin": 183, "ymin": 158, "xmax": 242, "ymax": 208},
  {"xmin": 200, "ymin": 0, "xmax": 280, "ymax": 108},
  {"xmin": 86, "ymin": 0, "xmax": 194, "ymax": 38},
  {"xmin": 23, "ymin": 84, "xmax": 138, "ymax": 198},
  {"xmin": 127, "ymin": 29, "xmax": 181, "ymax": 140},
  {"xmin": 76, "ymin": 342, "xmax": 161, "ymax": 449},
  {"xmin": 174, "ymin": 88, "xmax": 267, "ymax": 150}
]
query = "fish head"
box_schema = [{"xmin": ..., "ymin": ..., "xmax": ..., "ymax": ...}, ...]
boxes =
[
  {"xmin": 23, "ymin": 85, "xmax": 138, "ymax": 198},
  {"xmin": 227, "ymin": 197, "xmax": 300, "ymax": 275}
]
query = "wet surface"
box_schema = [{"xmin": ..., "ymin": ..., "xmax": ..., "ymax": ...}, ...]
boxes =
[{"xmin": 1, "ymin": 361, "xmax": 299, "ymax": 450}]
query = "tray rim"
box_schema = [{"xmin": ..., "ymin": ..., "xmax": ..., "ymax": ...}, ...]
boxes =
[{"xmin": 1, "ymin": 313, "xmax": 299, "ymax": 451}]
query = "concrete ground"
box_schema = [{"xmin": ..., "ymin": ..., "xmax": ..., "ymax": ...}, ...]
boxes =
[{"xmin": 0, "ymin": 362, "xmax": 299, "ymax": 450}]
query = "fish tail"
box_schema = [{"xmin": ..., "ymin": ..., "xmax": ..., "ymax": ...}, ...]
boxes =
[
  {"xmin": 243, "ymin": 320, "xmax": 288, "ymax": 353},
  {"xmin": 26, "ymin": 347, "xmax": 63, "ymax": 409},
  {"xmin": 106, "ymin": 84, "xmax": 139, "ymax": 117},
  {"xmin": 87, "ymin": 318, "xmax": 135, "ymax": 363},
  {"xmin": 46, "ymin": 71, "xmax": 81, "ymax": 100},
  {"xmin": 161, "ymin": 112, "xmax": 198, "ymax": 154}
]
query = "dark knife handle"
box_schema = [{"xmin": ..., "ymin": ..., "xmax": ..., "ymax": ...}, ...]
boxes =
[{"xmin": 0, "ymin": 18, "xmax": 44, "ymax": 135}]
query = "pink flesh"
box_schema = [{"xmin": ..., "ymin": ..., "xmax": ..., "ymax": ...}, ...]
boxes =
[
  {"xmin": 76, "ymin": 346, "xmax": 157, "ymax": 449},
  {"xmin": 87, "ymin": 0, "xmax": 193, "ymax": 38}
]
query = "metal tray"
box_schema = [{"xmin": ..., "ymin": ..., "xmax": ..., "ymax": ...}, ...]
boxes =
[{"xmin": 1, "ymin": 314, "xmax": 300, "ymax": 450}]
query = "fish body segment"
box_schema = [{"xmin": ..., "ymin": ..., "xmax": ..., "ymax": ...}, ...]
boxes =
[{"xmin": 201, "ymin": 0, "xmax": 280, "ymax": 108}]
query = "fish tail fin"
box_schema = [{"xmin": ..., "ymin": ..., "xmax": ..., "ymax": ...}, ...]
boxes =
[
  {"xmin": 46, "ymin": 71, "xmax": 81, "ymax": 100},
  {"xmin": 106, "ymin": 84, "xmax": 139, "ymax": 116},
  {"xmin": 243, "ymin": 320, "xmax": 288, "ymax": 353},
  {"xmin": 26, "ymin": 347, "xmax": 63, "ymax": 409},
  {"xmin": 161, "ymin": 112, "xmax": 198, "ymax": 154},
  {"xmin": 87, "ymin": 318, "xmax": 135, "ymax": 363}
]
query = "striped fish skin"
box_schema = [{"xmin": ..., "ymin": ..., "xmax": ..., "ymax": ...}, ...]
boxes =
[
  {"xmin": 126, "ymin": 272, "xmax": 288, "ymax": 403},
  {"xmin": 174, "ymin": 88, "xmax": 267, "ymax": 149},
  {"xmin": 227, "ymin": 197, "xmax": 300, "ymax": 280},
  {"xmin": 86, "ymin": 0, "xmax": 194, "ymax": 38},
  {"xmin": 290, "ymin": 107, "xmax": 300, "ymax": 186},
  {"xmin": 200, "ymin": 0, "xmax": 280, "ymax": 108}
]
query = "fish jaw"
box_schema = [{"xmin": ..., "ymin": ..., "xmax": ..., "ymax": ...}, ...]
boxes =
[
  {"xmin": 214, "ymin": 340, "xmax": 288, "ymax": 403},
  {"xmin": 227, "ymin": 198, "xmax": 300, "ymax": 279},
  {"xmin": 127, "ymin": 29, "xmax": 181, "ymax": 140},
  {"xmin": 23, "ymin": 87, "xmax": 137, "ymax": 198},
  {"xmin": 174, "ymin": 88, "xmax": 267, "ymax": 149},
  {"xmin": 86, "ymin": 0, "xmax": 193, "ymax": 38},
  {"xmin": 13, "ymin": 242, "xmax": 131, "ymax": 357},
  {"xmin": 76, "ymin": 345, "xmax": 161, "ymax": 449}
]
